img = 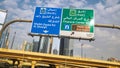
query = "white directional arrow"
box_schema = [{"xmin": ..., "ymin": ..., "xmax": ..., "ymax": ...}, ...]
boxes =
[
  {"xmin": 35, "ymin": 15, "xmax": 41, "ymax": 18},
  {"xmin": 43, "ymin": 30, "xmax": 48, "ymax": 33}
]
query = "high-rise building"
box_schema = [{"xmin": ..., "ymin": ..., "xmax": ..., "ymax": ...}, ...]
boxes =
[
  {"xmin": 20, "ymin": 41, "xmax": 33, "ymax": 51},
  {"xmin": 59, "ymin": 38, "xmax": 74, "ymax": 56},
  {"xmin": 32, "ymin": 40, "xmax": 39, "ymax": 52},
  {"xmin": 0, "ymin": 28, "xmax": 9, "ymax": 48},
  {"xmin": 23, "ymin": 41, "xmax": 33, "ymax": 51},
  {"xmin": 32, "ymin": 36, "xmax": 50, "ymax": 53},
  {"xmin": 40, "ymin": 37, "xmax": 50, "ymax": 53}
]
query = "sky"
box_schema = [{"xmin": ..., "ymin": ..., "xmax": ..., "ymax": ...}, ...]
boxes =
[{"xmin": 0, "ymin": 0, "xmax": 120, "ymax": 60}]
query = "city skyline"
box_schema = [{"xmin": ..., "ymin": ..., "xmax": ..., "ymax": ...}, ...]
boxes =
[{"xmin": 0, "ymin": 0, "xmax": 120, "ymax": 60}]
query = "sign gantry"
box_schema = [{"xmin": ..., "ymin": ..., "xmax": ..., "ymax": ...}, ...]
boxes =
[{"xmin": 31, "ymin": 7, "xmax": 94, "ymax": 39}]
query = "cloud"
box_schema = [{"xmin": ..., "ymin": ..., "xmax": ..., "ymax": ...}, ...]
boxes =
[
  {"xmin": 95, "ymin": 28, "xmax": 120, "ymax": 42},
  {"xmin": 46, "ymin": 0, "xmax": 63, "ymax": 7},
  {"xmin": 11, "ymin": 9, "xmax": 33, "ymax": 19},
  {"xmin": 24, "ymin": 0, "xmax": 30, "ymax": 3},
  {"xmin": 94, "ymin": 0, "xmax": 120, "ymax": 25},
  {"xmin": 74, "ymin": 41, "xmax": 94, "ymax": 49},
  {"xmin": 22, "ymin": 4, "xmax": 33, "ymax": 10},
  {"xmin": 96, "ymin": 2, "xmax": 104, "ymax": 11},
  {"xmin": 95, "ymin": 28, "xmax": 110, "ymax": 37},
  {"xmin": 1, "ymin": 0, "xmax": 18, "ymax": 9},
  {"xmin": 105, "ymin": 0, "xmax": 120, "ymax": 7},
  {"xmin": 106, "ymin": 4, "xmax": 120, "ymax": 13},
  {"xmin": 93, "ymin": 28, "xmax": 120, "ymax": 59},
  {"xmin": 83, "ymin": 44, "xmax": 94, "ymax": 49},
  {"xmin": 35, "ymin": 0, "xmax": 43, "ymax": 6},
  {"xmin": 69, "ymin": 0, "xmax": 87, "ymax": 8}
]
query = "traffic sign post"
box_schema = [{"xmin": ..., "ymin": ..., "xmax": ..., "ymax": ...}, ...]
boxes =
[
  {"xmin": 60, "ymin": 8, "xmax": 94, "ymax": 39},
  {"xmin": 31, "ymin": 7, "xmax": 62, "ymax": 35}
]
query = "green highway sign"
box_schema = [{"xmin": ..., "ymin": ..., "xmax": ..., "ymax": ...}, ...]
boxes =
[{"xmin": 60, "ymin": 8, "xmax": 94, "ymax": 39}]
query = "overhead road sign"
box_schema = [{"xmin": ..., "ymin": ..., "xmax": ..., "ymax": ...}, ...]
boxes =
[
  {"xmin": 31, "ymin": 7, "xmax": 94, "ymax": 39},
  {"xmin": 60, "ymin": 8, "xmax": 94, "ymax": 39},
  {"xmin": 31, "ymin": 7, "xmax": 62, "ymax": 35}
]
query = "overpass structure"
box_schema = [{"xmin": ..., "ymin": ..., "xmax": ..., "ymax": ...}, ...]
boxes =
[
  {"xmin": 0, "ymin": 20, "xmax": 120, "ymax": 68},
  {"xmin": 0, "ymin": 48, "xmax": 120, "ymax": 68}
]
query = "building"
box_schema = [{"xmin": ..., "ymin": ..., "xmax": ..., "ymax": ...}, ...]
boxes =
[
  {"xmin": 21, "ymin": 41, "xmax": 33, "ymax": 51},
  {"xmin": 40, "ymin": 37, "xmax": 50, "ymax": 53},
  {"xmin": 32, "ymin": 40, "xmax": 39, "ymax": 52},
  {"xmin": 59, "ymin": 38, "xmax": 74, "ymax": 56},
  {"xmin": 23, "ymin": 41, "xmax": 33, "ymax": 51},
  {"xmin": 53, "ymin": 49, "xmax": 58, "ymax": 55},
  {"xmin": 32, "ymin": 36, "xmax": 50, "ymax": 53}
]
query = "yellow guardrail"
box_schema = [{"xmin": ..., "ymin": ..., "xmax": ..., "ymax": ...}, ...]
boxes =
[{"xmin": 0, "ymin": 48, "xmax": 120, "ymax": 68}]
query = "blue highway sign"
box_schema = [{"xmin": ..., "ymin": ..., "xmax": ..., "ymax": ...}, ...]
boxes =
[{"xmin": 31, "ymin": 7, "xmax": 62, "ymax": 35}]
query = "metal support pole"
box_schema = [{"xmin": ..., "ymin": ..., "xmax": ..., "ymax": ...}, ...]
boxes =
[
  {"xmin": 18, "ymin": 61, "xmax": 23, "ymax": 68},
  {"xmin": 37, "ymin": 36, "xmax": 42, "ymax": 52},
  {"xmin": 95, "ymin": 24, "xmax": 120, "ymax": 30},
  {"xmin": 55, "ymin": 65, "xmax": 60, "ymax": 68},
  {"xmin": 49, "ymin": 36, "xmax": 53, "ymax": 54},
  {"xmin": 81, "ymin": 44, "xmax": 84, "ymax": 57},
  {"xmin": 11, "ymin": 32, "xmax": 16, "ymax": 49}
]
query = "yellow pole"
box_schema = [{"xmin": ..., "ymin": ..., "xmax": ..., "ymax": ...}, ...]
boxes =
[
  {"xmin": 55, "ymin": 65, "xmax": 60, "ymax": 68},
  {"xmin": 18, "ymin": 61, "xmax": 23, "ymax": 68},
  {"xmin": 31, "ymin": 61, "xmax": 36, "ymax": 68}
]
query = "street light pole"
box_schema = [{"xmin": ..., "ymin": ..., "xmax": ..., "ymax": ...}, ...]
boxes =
[
  {"xmin": 11, "ymin": 32, "xmax": 16, "ymax": 49},
  {"xmin": 0, "ymin": 19, "xmax": 32, "ymax": 39},
  {"xmin": 1, "ymin": 19, "xmax": 120, "ymax": 39},
  {"xmin": 37, "ymin": 36, "xmax": 42, "ymax": 52},
  {"xmin": 81, "ymin": 44, "xmax": 84, "ymax": 57}
]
